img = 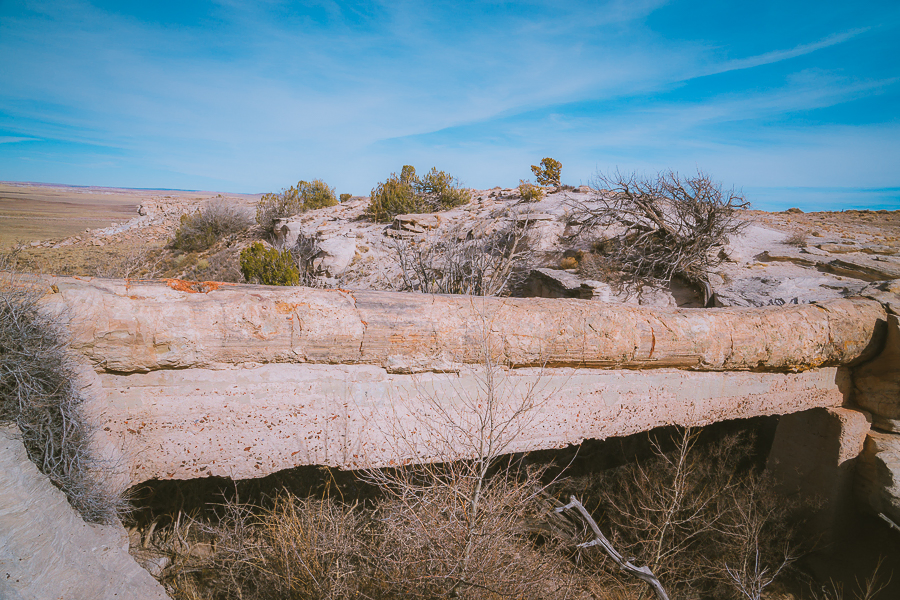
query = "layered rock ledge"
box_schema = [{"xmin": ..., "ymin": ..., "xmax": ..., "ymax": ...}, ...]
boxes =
[{"xmin": 12, "ymin": 275, "xmax": 885, "ymax": 485}]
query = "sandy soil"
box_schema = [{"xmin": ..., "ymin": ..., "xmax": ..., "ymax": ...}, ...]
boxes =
[{"xmin": 0, "ymin": 182, "xmax": 259, "ymax": 249}]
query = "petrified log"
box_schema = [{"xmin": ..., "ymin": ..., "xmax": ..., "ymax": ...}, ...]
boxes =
[{"xmin": 35, "ymin": 277, "xmax": 886, "ymax": 374}]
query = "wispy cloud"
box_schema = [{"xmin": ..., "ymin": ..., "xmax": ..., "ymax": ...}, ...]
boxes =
[
  {"xmin": 702, "ymin": 28, "xmax": 870, "ymax": 77},
  {"xmin": 0, "ymin": 0, "xmax": 897, "ymax": 207},
  {"xmin": 0, "ymin": 136, "xmax": 38, "ymax": 144}
]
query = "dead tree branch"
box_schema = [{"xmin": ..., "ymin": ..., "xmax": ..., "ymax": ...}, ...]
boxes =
[
  {"xmin": 556, "ymin": 495, "xmax": 670, "ymax": 600},
  {"xmin": 567, "ymin": 169, "xmax": 748, "ymax": 286}
]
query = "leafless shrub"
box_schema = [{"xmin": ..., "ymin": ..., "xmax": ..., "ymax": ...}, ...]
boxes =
[
  {"xmin": 564, "ymin": 428, "xmax": 810, "ymax": 599},
  {"xmin": 0, "ymin": 265, "xmax": 128, "ymax": 523},
  {"xmin": 785, "ymin": 231, "xmax": 809, "ymax": 247},
  {"xmin": 392, "ymin": 214, "xmax": 536, "ymax": 296},
  {"xmin": 811, "ymin": 557, "xmax": 891, "ymax": 600},
  {"xmin": 182, "ymin": 248, "xmax": 243, "ymax": 283},
  {"xmin": 359, "ymin": 306, "xmax": 571, "ymax": 599},
  {"xmin": 715, "ymin": 474, "xmax": 800, "ymax": 600},
  {"xmin": 94, "ymin": 243, "xmax": 164, "ymax": 279},
  {"xmin": 289, "ymin": 232, "xmax": 325, "ymax": 288},
  {"xmin": 173, "ymin": 202, "xmax": 252, "ymax": 252},
  {"xmin": 568, "ymin": 169, "xmax": 749, "ymax": 285}
]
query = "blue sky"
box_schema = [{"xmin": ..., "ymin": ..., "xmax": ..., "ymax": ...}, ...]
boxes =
[{"xmin": 1, "ymin": 1, "xmax": 898, "ymax": 210}]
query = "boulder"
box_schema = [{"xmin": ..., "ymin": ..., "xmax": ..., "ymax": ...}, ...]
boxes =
[
  {"xmin": 767, "ymin": 407, "xmax": 871, "ymax": 539},
  {"xmin": 0, "ymin": 426, "xmax": 169, "ymax": 600},
  {"xmin": 273, "ymin": 219, "xmax": 303, "ymax": 248},
  {"xmin": 393, "ymin": 213, "xmax": 441, "ymax": 232},
  {"xmin": 312, "ymin": 236, "xmax": 357, "ymax": 277},
  {"xmin": 856, "ymin": 430, "xmax": 900, "ymax": 524},
  {"xmin": 854, "ymin": 313, "xmax": 900, "ymax": 422}
]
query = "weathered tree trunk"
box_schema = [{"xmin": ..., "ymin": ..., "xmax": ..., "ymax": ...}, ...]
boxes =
[{"xmin": 34, "ymin": 277, "xmax": 886, "ymax": 374}]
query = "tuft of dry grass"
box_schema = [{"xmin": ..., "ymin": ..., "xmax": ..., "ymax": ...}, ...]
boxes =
[
  {"xmin": 0, "ymin": 255, "xmax": 128, "ymax": 523},
  {"xmin": 784, "ymin": 231, "xmax": 808, "ymax": 247}
]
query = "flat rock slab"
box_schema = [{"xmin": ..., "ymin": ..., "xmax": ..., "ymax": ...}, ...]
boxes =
[
  {"xmin": 94, "ymin": 364, "xmax": 852, "ymax": 483},
  {"xmin": 0, "ymin": 426, "xmax": 168, "ymax": 600}
]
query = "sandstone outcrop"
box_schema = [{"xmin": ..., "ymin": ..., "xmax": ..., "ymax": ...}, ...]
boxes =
[
  {"xmin": 0, "ymin": 426, "xmax": 169, "ymax": 600},
  {"xmin": 857, "ymin": 430, "xmax": 900, "ymax": 525}
]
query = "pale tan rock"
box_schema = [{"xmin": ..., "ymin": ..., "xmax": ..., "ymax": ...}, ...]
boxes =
[
  {"xmin": 856, "ymin": 429, "xmax": 900, "ymax": 524},
  {"xmin": 854, "ymin": 314, "xmax": 900, "ymax": 420},
  {"xmin": 38, "ymin": 277, "xmax": 887, "ymax": 374},
  {"xmin": 0, "ymin": 426, "xmax": 169, "ymax": 600},
  {"xmin": 393, "ymin": 213, "xmax": 442, "ymax": 230},
  {"xmin": 97, "ymin": 364, "xmax": 851, "ymax": 483},
  {"xmin": 768, "ymin": 407, "xmax": 871, "ymax": 539}
]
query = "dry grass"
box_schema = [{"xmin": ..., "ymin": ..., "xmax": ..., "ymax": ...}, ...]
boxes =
[{"xmin": 0, "ymin": 256, "xmax": 128, "ymax": 523}]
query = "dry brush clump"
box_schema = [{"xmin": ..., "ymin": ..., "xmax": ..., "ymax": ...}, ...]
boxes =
[
  {"xmin": 392, "ymin": 214, "xmax": 537, "ymax": 296},
  {"xmin": 256, "ymin": 179, "xmax": 338, "ymax": 233},
  {"xmin": 172, "ymin": 202, "xmax": 253, "ymax": 253},
  {"xmin": 561, "ymin": 427, "xmax": 814, "ymax": 600},
  {"xmin": 0, "ymin": 265, "xmax": 127, "ymax": 523},
  {"xmin": 568, "ymin": 169, "xmax": 748, "ymax": 286}
]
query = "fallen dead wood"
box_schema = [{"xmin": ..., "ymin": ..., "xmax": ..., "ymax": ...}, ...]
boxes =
[{"xmin": 556, "ymin": 495, "xmax": 670, "ymax": 600}]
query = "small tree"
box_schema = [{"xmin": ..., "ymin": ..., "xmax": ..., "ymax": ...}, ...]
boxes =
[
  {"xmin": 256, "ymin": 178, "xmax": 338, "ymax": 232},
  {"xmin": 361, "ymin": 305, "xmax": 566, "ymax": 599},
  {"xmin": 531, "ymin": 157, "xmax": 562, "ymax": 189},
  {"xmin": 367, "ymin": 165, "xmax": 471, "ymax": 222}
]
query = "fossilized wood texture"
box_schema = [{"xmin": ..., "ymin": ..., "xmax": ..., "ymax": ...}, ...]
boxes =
[
  {"xmin": 92, "ymin": 364, "xmax": 850, "ymax": 483},
  {"xmin": 14, "ymin": 276, "xmax": 887, "ymax": 484},
  {"xmin": 38, "ymin": 277, "xmax": 887, "ymax": 373}
]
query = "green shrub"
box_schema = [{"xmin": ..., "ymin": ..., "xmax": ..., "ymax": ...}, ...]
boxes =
[
  {"xmin": 530, "ymin": 157, "xmax": 562, "ymax": 189},
  {"xmin": 172, "ymin": 202, "xmax": 252, "ymax": 252},
  {"xmin": 367, "ymin": 165, "xmax": 472, "ymax": 222},
  {"xmin": 518, "ymin": 179, "xmax": 544, "ymax": 202},
  {"xmin": 255, "ymin": 179, "xmax": 338, "ymax": 232},
  {"xmin": 339, "ymin": 193, "xmax": 352, "ymax": 202},
  {"xmin": 239, "ymin": 242, "xmax": 299, "ymax": 286}
]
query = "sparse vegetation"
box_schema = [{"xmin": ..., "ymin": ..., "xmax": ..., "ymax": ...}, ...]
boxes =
[
  {"xmin": 562, "ymin": 427, "xmax": 813, "ymax": 600},
  {"xmin": 392, "ymin": 213, "xmax": 536, "ymax": 296},
  {"xmin": 239, "ymin": 242, "xmax": 299, "ymax": 286},
  {"xmin": 172, "ymin": 202, "xmax": 252, "ymax": 252},
  {"xmin": 0, "ymin": 261, "xmax": 128, "ymax": 523},
  {"xmin": 531, "ymin": 157, "xmax": 562, "ymax": 189},
  {"xmin": 519, "ymin": 179, "xmax": 545, "ymax": 202},
  {"xmin": 367, "ymin": 165, "xmax": 471, "ymax": 222},
  {"xmin": 339, "ymin": 193, "xmax": 352, "ymax": 202},
  {"xmin": 568, "ymin": 169, "xmax": 749, "ymax": 285},
  {"xmin": 255, "ymin": 179, "xmax": 338, "ymax": 233},
  {"xmin": 785, "ymin": 232, "xmax": 808, "ymax": 247}
]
